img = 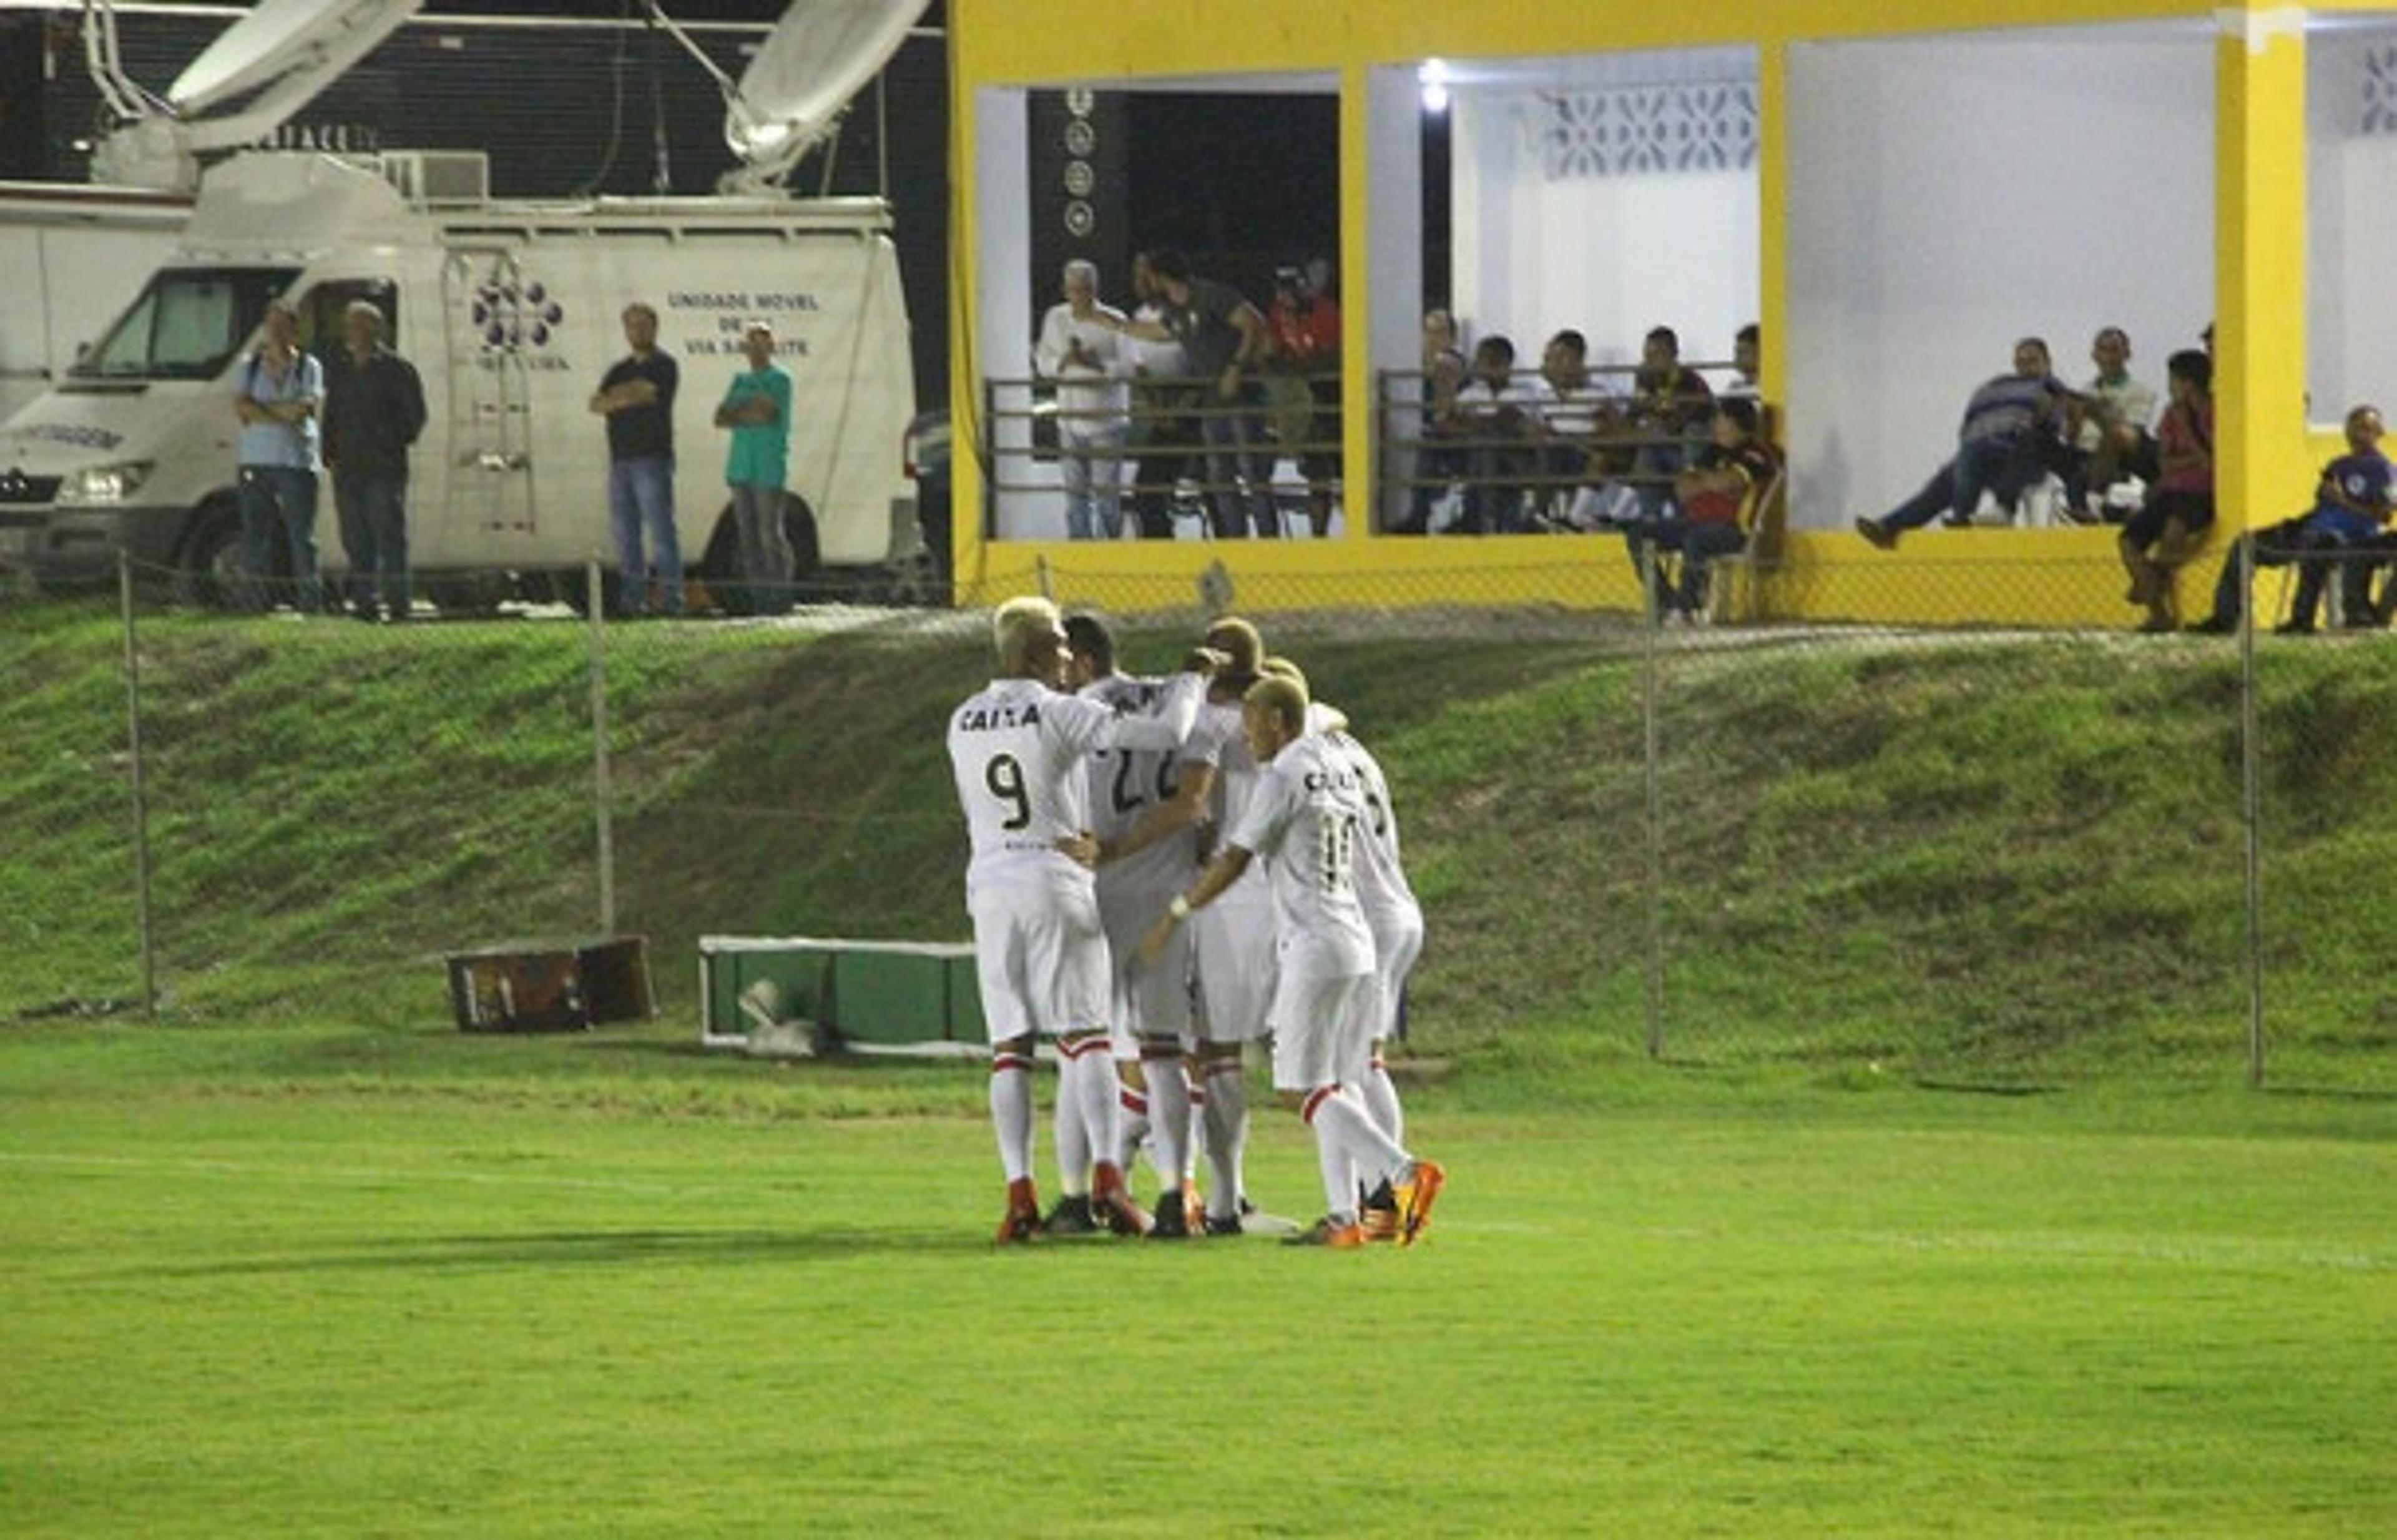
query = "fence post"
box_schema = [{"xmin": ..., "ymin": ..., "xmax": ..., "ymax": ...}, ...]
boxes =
[
  {"xmin": 118, "ymin": 547, "xmax": 157, "ymax": 1017},
  {"xmin": 2237, "ymin": 532, "xmax": 2265, "ymax": 1087},
  {"xmin": 1639, "ymin": 539, "xmax": 1665, "ymax": 1060},
  {"xmin": 589, "ymin": 557, "xmax": 617, "ymax": 937}
]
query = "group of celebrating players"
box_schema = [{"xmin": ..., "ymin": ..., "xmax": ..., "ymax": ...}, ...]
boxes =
[{"xmin": 945, "ymin": 597, "xmax": 1445, "ymax": 1248}]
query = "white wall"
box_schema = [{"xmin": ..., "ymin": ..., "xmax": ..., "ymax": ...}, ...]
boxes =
[
  {"xmin": 2308, "ymin": 27, "xmax": 2397, "ymax": 428},
  {"xmin": 1450, "ymin": 47, "xmax": 1759, "ymax": 377},
  {"xmin": 1785, "ymin": 24, "xmax": 2214, "ymax": 528}
]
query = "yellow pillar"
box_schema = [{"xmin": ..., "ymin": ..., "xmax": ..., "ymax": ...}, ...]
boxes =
[
  {"xmin": 1755, "ymin": 39, "xmax": 1787, "ymax": 421},
  {"xmin": 2215, "ymin": 4, "xmax": 2309, "ymax": 532}
]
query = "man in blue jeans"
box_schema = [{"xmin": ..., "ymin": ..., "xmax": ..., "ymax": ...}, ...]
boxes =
[
  {"xmin": 321, "ymin": 299, "xmax": 426, "ymax": 624},
  {"xmin": 233, "ymin": 298, "xmax": 323, "ymax": 612},
  {"xmin": 1856, "ymin": 338, "xmax": 2080, "ymax": 550},
  {"xmin": 587, "ymin": 302, "xmax": 681, "ymax": 617}
]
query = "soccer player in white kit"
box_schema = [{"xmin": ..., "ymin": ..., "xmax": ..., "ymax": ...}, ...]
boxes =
[
  {"xmin": 1063, "ymin": 614, "xmax": 1215, "ymax": 1238},
  {"xmin": 1262, "ymin": 655, "xmax": 1426, "ymax": 1242},
  {"xmin": 946, "ymin": 596, "xmax": 1217, "ymax": 1243},
  {"xmin": 1183, "ymin": 616, "xmax": 1278, "ymax": 1233},
  {"xmin": 1142, "ymin": 675, "xmax": 1446, "ymax": 1247}
]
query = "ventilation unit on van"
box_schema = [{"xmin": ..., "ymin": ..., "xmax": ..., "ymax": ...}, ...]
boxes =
[{"xmin": 378, "ymin": 151, "xmax": 490, "ymax": 207}]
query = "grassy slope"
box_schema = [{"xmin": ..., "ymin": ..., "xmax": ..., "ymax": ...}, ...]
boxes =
[{"xmin": 5, "ymin": 607, "xmax": 2397, "ymax": 1085}]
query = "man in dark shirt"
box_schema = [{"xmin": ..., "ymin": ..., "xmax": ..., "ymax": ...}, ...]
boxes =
[
  {"xmin": 587, "ymin": 302, "xmax": 682, "ymax": 617},
  {"xmin": 320, "ymin": 299, "xmax": 427, "ymax": 624},
  {"xmin": 1119, "ymin": 250, "xmax": 1277, "ymax": 537}
]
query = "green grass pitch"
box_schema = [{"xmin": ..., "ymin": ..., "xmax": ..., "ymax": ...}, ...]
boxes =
[{"xmin": 2, "ymin": 1025, "xmax": 2390, "ymax": 1536}]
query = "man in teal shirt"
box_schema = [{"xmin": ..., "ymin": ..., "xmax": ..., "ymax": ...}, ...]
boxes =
[{"xmin": 713, "ymin": 321, "xmax": 794, "ymax": 614}]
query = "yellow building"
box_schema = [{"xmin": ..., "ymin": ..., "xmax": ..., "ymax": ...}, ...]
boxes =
[{"xmin": 945, "ymin": 2, "xmax": 2395, "ymax": 625}]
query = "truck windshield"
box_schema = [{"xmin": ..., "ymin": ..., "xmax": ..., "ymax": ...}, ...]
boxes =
[{"xmin": 69, "ymin": 267, "xmax": 304, "ymax": 381}]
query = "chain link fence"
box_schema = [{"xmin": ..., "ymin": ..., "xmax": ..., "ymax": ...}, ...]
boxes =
[{"xmin": 2, "ymin": 537, "xmax": 2390, "ymax": 1092}]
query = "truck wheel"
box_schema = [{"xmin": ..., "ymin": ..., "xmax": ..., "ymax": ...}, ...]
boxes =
[
  {"xmin": 172, "ymin": 501, "xmax": 247, "ymax": 610},
  {"xmin": 701, "ymin": 495, "xmax": 818, "ymax": 616},
  {"xmin": 425, "ymin": 574, "xmax": 507, "ymax": 619},
  {"xmin": 553, "ymin": 567, "xmax": 620, "ymax": 619}
]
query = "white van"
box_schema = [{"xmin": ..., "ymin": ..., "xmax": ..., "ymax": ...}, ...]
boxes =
[
  {"xmin": 0, "ymin": 183, "xmax": 190, "ymax": 428},
  {"xmin": 0, "ymin": 150, "xmax": 918, "ymax": 609}
]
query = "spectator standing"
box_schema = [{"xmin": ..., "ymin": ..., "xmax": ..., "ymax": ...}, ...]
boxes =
[
  {"xmin": 2117, "ymin": 350, "xmax": 2213, "ymax": 632},
  {"xmin": 1115, "ymin": 249, "xmax": 1277, "ymax": 538},
  {"xmin": 232, "ymin": 298, "xmax": 325, "ymax": 612},
  {"xmin": 1035, "ymin": 260, "xmax": 1132, "ymax": 541},
  {"xmin": 1263, "ymin": 262, "xmax": 1343, "ymax": 535},
  {"xmin": 320, "ymin": 299, "xmax": 426, "ymax": 625},
  {"xmin": 1121, "ymin": 250, "xmax": 1202, "ymax": 540},
  {"xmin": 588, "ymin": 302, "xmax": 682, "ymax": 617},
  {"xmin": 1856, "ymin": 338, "xmax": 2079, "ymax": 550},
  {"xmin": 712, "ymin": 321, "xmax": 794, "ymax": 613}
]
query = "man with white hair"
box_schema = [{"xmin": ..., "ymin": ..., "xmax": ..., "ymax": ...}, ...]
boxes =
[
  {"xmin": 1035, "ymin": 260, "xmax": 1131, "ymax": 540},
  {"xmin": 947, "ymin": 596, "xmax": 1220, "ymax": 1243},
  {"xmin": 1141, "ymin": 674, "xmax": 1445, "ymax": 1248},
  {"xmin": 320, "ymin": 297, "xmax": 425, "ymax": 623}
]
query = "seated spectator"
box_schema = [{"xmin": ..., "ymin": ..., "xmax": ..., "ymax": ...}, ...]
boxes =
[
  {"xmin": 1624, "ymin": 325, "xmax": 1715, "ymax": 521},
  {"xmin": 1621, "ymin": 398, "xmax": 1778, "ymax": 618},
  {"xmin": 2190, "ymin": 405, "xmax": 2393, "ymax": 634},
  {"xmin": 2067, "ymin": 326, "xmax": 2160, "ymax": 522},
  {"xmin": 2117, "ymin": 350, "xmax": 2214, "ymax": 632},
  {"xmin": 1393, "ymin": 308, "xmax": 1471, "ymax": 534},
  {"xmin": 1855, "ymin": 338, "xmax": 2079, "ymax": 549},
  {"xmin": 1450, "ymin": 334, "xmax": 1549, "ymax": 535},
  {"xmin": 1722, "ymin": 323, "xmax": 1762, "ymax": 403},
  {"xmin": 1529, "ymin": 328, "xmax": 1624, "ymax": 528}
]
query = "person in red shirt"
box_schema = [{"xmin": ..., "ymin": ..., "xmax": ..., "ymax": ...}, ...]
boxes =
[
  {"xmin": 1622, "ymin": 398, "xmax": 1777, "ymax": 619},
  {"xmin": 1263, "ymin": 263, "xmax": 1343, "ymax": 535}
]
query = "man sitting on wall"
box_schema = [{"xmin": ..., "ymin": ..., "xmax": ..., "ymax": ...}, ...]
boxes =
[{"xmin": 1855, "ymin": 337, "xmax": 2081, "ymax": 550}]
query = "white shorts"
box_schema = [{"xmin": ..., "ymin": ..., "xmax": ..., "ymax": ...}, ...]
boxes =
[
  {"xmin": 1370, "ymin": 908, "xmax": 1424, "ymax": 1042},
  {"xmin": 1099, "ymin": 887, "xmax": 1194, "ymax": 1055},
  {"xmin": 1192, "ymin": 899, "xmax": 1277, "ymax": 1044},
  {"xmin": 968, "ymin": 871, "xmax": 1109, "ymax": 1044},
  {"xmin": 1268, "ymin": 966, "xmax": 1379, "ymax": 1092}
]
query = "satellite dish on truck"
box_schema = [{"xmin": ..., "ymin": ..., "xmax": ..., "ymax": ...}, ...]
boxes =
[
  {"xmin": 641, "ymin": 0, "xmax": 926, "ymax": 197},
  {"xmin": 86, "ymin": 0, "xmax": 423, "ymax": 191}
]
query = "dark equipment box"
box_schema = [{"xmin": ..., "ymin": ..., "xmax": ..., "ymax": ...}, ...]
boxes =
[{"xmin": 446, "ymin": 936, "xmax": 655, "ymax": 1032}]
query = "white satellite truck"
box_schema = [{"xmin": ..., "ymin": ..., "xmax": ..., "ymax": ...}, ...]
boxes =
[
  {"xmin": 0, "ymin": 0, "xmax": 930, "ymax": 609},
  {"xmin": 0, "ymin": 184, "xmax": 190, "ymax": 428}
]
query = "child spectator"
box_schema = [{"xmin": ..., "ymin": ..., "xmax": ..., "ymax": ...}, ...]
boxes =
[
  {"xmin": 2190, "ymin": 405, "xmax": 2391, "ymax": 634},
  {"xmin": 2117, "ymin": 350, "xmax": 2213, "ymax": 632}
]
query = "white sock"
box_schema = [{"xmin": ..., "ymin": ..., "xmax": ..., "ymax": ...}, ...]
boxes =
[
  {"xmin": 1115, "ymin": 1081, "xmax": 1150, "ymax": 1173},
  {"xmin": 1304, "ymin": 1089, "xmax": 1360, "ymax": 1223},
  {"xmin": 1200, "ymin": 1056, "xmax": 1248, "ymax": 1219},
  {"xmin": 1059, "ymin": 1037, "xmax": 1118, "ymax": 1194},
  {"xmin": 1184, "ymin": 1080, "xmax": 1206, "ymax": 1185},
  {"xmin": 989, "ymin": 1052, "xmax": 1035, "ymax": 1184},
  {"xmin": 1142, "ymin": 1051, "xmax": 1191, "ymax": 1197},
  {"xmin": 1359, "ymin": 1052, "xmax": 1404, "ymax": 1150},
  {"xmin": 1308, "ymin": 1084, "xmax": 1408, "ymax": 1197}
]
